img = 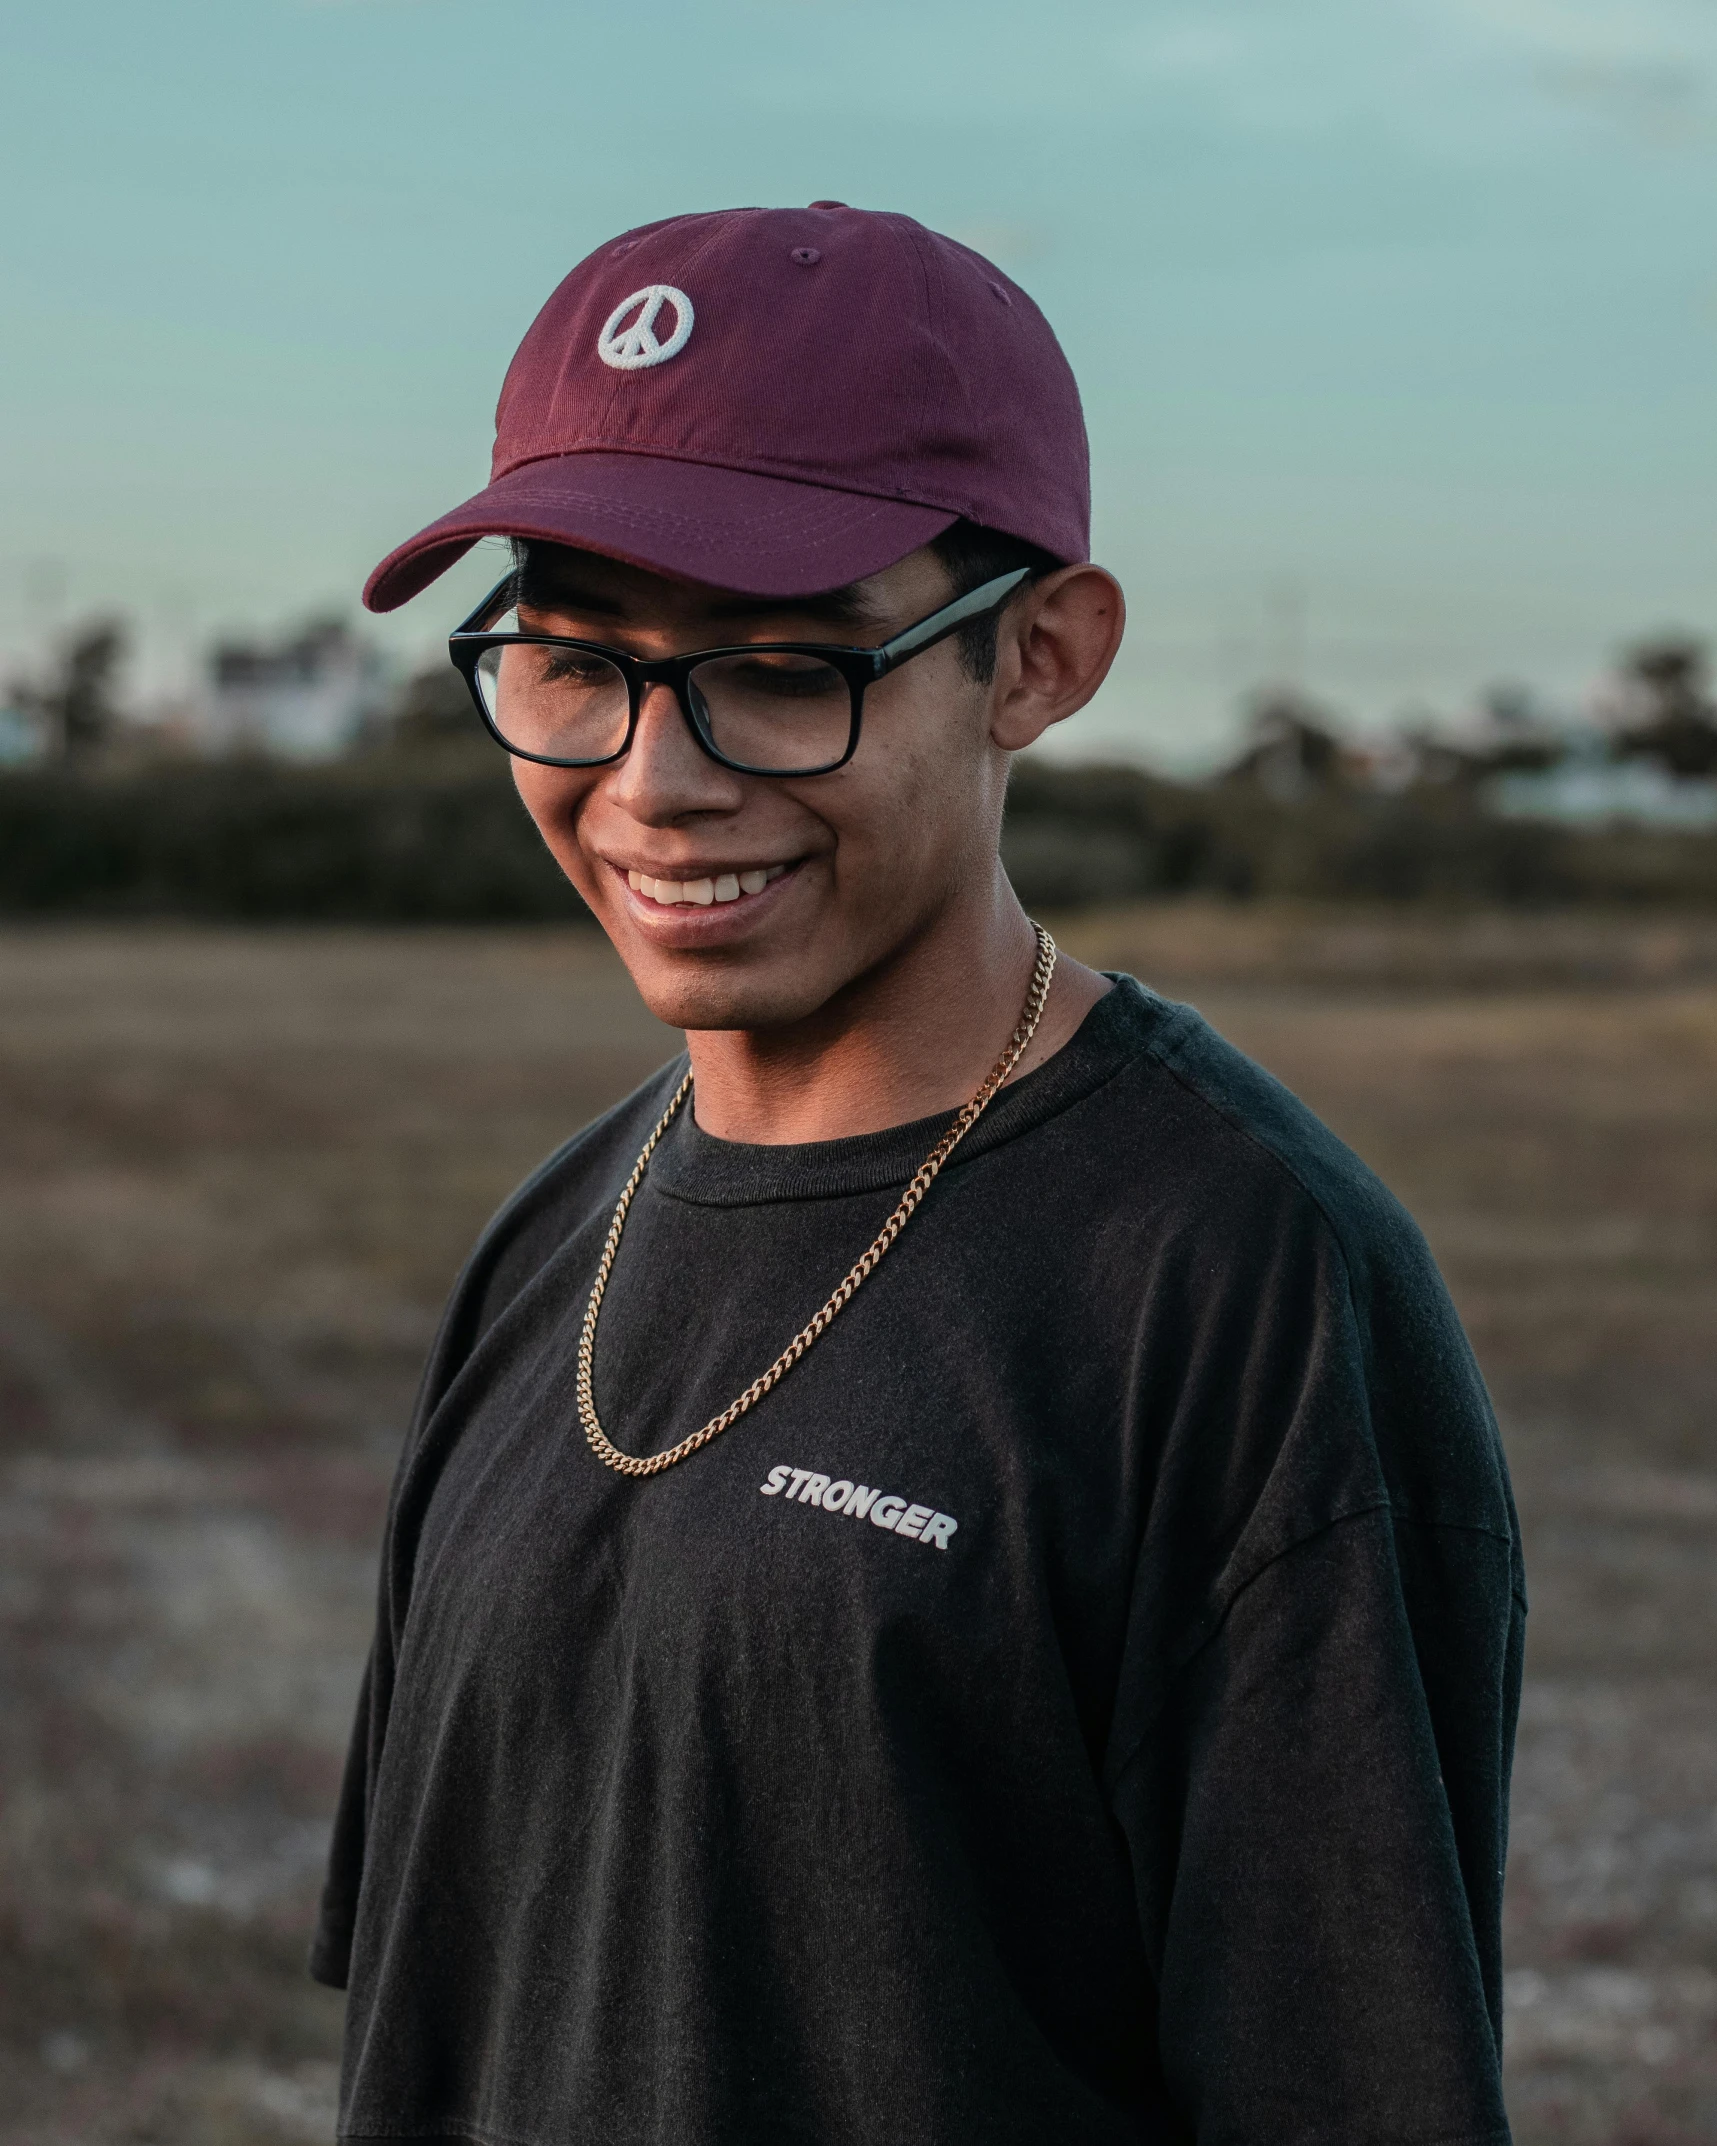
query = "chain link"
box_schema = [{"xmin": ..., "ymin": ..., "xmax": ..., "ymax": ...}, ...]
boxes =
[{"xmin": 576, "ymin": 926, "xmax": 1059, "ymax": 1477}]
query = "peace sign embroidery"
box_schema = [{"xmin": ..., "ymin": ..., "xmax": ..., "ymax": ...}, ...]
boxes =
[{"xmin": 597, "ymin": 285, "xmax": 695, "ymax": 372}]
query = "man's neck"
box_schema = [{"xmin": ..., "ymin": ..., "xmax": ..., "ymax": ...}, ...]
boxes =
[{"xmin": 684, "ymin": 885, "xmax": 1112, "ymax": 1146}]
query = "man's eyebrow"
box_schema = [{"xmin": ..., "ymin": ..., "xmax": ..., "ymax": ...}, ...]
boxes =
[
  {"xmin": 516, "ymin": 574, "xmax": 629, "ymax": 620},
  {"xmin": 516, "ymin": 569, "xmax": 880, "ymax": 634}
]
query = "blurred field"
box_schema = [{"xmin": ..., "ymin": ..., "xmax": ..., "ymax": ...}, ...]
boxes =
[{"xmin": 1, "ymin": 908, "xmax": 1713, "ymax": 2146}]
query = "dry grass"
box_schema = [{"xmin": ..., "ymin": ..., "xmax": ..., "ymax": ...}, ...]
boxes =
[{"xmin": 1, "ymin": 912, "xmax": 1712, "ymax": 2144}]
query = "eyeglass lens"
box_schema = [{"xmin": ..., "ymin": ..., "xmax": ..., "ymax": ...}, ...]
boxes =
[
  {"xmin": 474, "ymin": 643, "xmax": 631, "ymax": 764},
  {"xmin": 474, "ymin": 639, "xmax": 853, "ymax": 772},
  {"xmin": 685, "ymin": 652, "xmax": 850, "ymax": 771}
]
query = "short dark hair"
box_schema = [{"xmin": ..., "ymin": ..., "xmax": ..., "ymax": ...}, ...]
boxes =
[{"xmin": 927, "ymin": 521, "xmax": 1061, "ymax": 684}]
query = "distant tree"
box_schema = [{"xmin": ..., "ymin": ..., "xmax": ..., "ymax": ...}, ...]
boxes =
[
  {"xmin": 13, "ymin": 619, "xmax": 129, "ymax": 760},
  {"xmin": 1470, "ymin": 684, "xmax": 1563, "ymax": 776},
  {"xmin": 1220, "ymin": 689, "xmax": 1348, "ymax": 802},
  {"xmin": 388, "ymin": 658, "xmax": 478, "ymax": 746},
  {"xmin": 1612, "ymin": 635, "xmax": 1717, "ymax": 778},
  {"xmin": 1483, "ymin": 683, "xmax": 1537, "ymax": 733},
  {"xmin": 211, "ymin": 615, "xmax": 356, "ymax": 692},
  {"xmin": 1397, "ymin": 727, "xmax": 1479, "ymax": 789}
]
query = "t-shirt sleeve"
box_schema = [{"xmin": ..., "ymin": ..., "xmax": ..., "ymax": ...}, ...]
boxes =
[
  {"xmin": 309, "ymin": 1384, "xmax": 428, "ymax": 1991},
  {"xmin": 308, "ymin": 1256, "xmax": 513, "ymax": 1989},
  {"xmin": 310, "ymin": 1646, "xmax": 375, "ymax": 1988},
  {"xmin": 305, "ymin": 1077, "xmax": 683, "ymax": 1990},
  {"xmin": 306, "ymin": 1126, "xmax": 605, "ymax": 1990},
  {"xmin": 1114, "ymin": 1515, "xmax": 1521, "ymax": 2144},
  {"xmin": 1104, "ymin": 1177, "xmax": 1523, "ymax": 2143}
]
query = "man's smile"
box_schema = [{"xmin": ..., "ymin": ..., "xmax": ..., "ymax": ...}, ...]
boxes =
[{"xmin": 623, "ymin": 862, "xmax": 792, "ymax": 908}]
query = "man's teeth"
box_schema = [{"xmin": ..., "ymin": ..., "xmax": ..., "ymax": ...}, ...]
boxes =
[{"xmin": 627, "ymin": 865, "xmax": 786, "ymax": 906}]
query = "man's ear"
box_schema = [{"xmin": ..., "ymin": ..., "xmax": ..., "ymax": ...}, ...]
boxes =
[{"xmin": 987, "ymin": 565, "xmax": 1125, "ymax": 753}]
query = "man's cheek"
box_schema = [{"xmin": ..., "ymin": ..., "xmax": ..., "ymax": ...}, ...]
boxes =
[
  {"xmin": 514, "ymin": 770, "xmax": 601, "ymax": 889},
  {"xmin": 510, "ymin": 762, "xmax": 559, "ymax": 845}
]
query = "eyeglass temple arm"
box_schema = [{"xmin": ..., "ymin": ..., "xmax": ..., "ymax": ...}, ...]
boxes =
[
  {"xmin": 452, "ymin": 573, "xmax": 523, "ymax": 640},
  {"xmin": 453, "ymin": 564, "xmax": 1035, "ymax": 661},
  {"xmin": 872, "ymin": 569, "xmax": 1033, "ymax": 673}
]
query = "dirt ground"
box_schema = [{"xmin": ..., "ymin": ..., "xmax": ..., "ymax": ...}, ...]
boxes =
[{"xmin": 1, "ymin": 908, "xmax": 1712, "ymax": 2145}]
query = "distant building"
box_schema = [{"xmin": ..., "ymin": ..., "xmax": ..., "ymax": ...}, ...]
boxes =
[
  {"xmin": 1486, "ymin": 744, "xmax": 1717, "ymax": 830},
  {"xmin": 0, "ymin": 697, "xmax": 44, "ymax": 765},
  {"xmin": 200, "ymin": 619, "xmax": 390, "ymax": 759}
]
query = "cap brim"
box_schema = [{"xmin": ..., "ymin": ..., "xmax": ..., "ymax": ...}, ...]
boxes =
[{"xmin": 363, "ymin": 452, "xmax": 960, "ymax": 612}]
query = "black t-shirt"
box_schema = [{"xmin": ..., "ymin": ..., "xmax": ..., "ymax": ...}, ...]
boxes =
[{"xmin": 314, "ymin": 977, "xmax": 1524, "ymax": 2146}]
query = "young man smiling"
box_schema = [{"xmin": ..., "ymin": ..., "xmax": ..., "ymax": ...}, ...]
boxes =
[{"xmin": 314, "ymin": 206, "xmax": 1524, "ymax": 2146}]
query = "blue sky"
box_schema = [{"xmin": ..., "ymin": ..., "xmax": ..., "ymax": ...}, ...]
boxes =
[{"xmin": 4, "ymin": 0, "xmax": 1715, "ymax": 764}]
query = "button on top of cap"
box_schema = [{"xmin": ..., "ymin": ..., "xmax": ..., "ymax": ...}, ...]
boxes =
[{"xmin": 807, "ymin": 199, "xmax": 847, "ymax": 209}]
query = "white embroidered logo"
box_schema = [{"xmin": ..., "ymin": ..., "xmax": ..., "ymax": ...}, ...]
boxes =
[
  {"xmin": 597, "ymin": 285, "xmax": 695, "ymax": 372},
  {"xmin": 760, "ymin": 1464, "xmax": 959, "ymax": 1550}
]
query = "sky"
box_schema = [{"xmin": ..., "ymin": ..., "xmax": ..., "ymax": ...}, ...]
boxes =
[{"xmin": 3, "ymin": 0, "xmax": 1715, "ymax": 767}]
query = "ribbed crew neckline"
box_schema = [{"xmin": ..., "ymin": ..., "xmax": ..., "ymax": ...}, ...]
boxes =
[{"xmin": 646, "ymin": 975, "xmax": 1160, "ymax": 1209}]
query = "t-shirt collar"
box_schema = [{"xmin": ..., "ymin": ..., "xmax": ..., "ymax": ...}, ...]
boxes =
[{"xmin": 647, "ymin": 975, "xmax": 1157, "ymax": 1209}]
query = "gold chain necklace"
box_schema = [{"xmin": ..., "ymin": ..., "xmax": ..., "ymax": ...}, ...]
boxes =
[{"xmin": 577, "ymin": 924, "xmax": 1059, "ymax": 1477}]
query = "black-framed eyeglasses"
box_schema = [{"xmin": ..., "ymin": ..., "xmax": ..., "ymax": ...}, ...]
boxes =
[{"xmin": 448, "ymin": 567, "xmax": 1033, "ymax": 778}]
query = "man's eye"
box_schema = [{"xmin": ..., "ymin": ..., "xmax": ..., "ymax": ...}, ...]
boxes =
[{"xmin": 538, "ymin": 650, "xmax": 617, "ymax": 687}]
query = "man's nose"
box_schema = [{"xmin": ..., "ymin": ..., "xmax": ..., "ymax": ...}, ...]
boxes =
[{"xmin": 608, "ymin": 681, "xmax": 743, "ymax": 822}]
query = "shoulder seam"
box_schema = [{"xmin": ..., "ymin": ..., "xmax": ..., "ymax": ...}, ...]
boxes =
[
  {"xmin": 1390, "ymin": 1511, "xmax": 1518, "ymax": 1543},
  {"xmin": 1107, "ymin": 1502, "xmax": 1388, "ymax": 1786},
  {"xmin": 464, "ymin": 1048, "xmax": 691, "ymax": 1276},
  {"xmin": 1138, "ymin": 1001, "xmax": 1512, "ymax": 1541},
  {"xmin": 394, "ymin": 1051, "xmax": 691, "ymax": 1458},
  {"xmin": 1106, "ymin": 1500, "xmax": 1519, "ymax": 1790},
  {"xmin": 1140, "ymin": 1001, "xmax": 1372, "ymax": 1263}
]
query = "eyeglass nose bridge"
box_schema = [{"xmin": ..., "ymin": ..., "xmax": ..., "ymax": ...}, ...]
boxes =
[{"xmin": 623, "ymin": 657, "xmax": 729, "ymax": 771}]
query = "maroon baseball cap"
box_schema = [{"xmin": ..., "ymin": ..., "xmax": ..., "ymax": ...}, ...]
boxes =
[{"xmin": 363, "ymin": 203, "xmax": 1089, "ymax": 612}]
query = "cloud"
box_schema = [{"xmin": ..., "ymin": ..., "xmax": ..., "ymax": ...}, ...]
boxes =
[
  {"xmin": 301, "ymin": 0, "xmax": 1717, "ymax": 161},
  {"xmin": 1438, "ymin": 0, "xmax": 1717, "ymax": 138},
  {"xmin": 1119, "ymin": 0, "xmax": 1717, "ymax": 156},
  {"xmin": 1445, "ymin": 0, "xmax": 1716, "ymax": 66},
  {"xmin": 1535, "ymin": 55, "xmax": 1709, "ymax": 143}
]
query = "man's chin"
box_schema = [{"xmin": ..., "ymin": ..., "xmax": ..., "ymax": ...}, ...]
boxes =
[{"xmin": 618, "ymin": 947, "xmax": 840, "ymax": 1037}]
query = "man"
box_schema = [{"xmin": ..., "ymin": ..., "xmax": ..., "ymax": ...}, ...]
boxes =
[{"xmin": 314, "ymin": 205, "xmax": 1524, "ymax": 2145}]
